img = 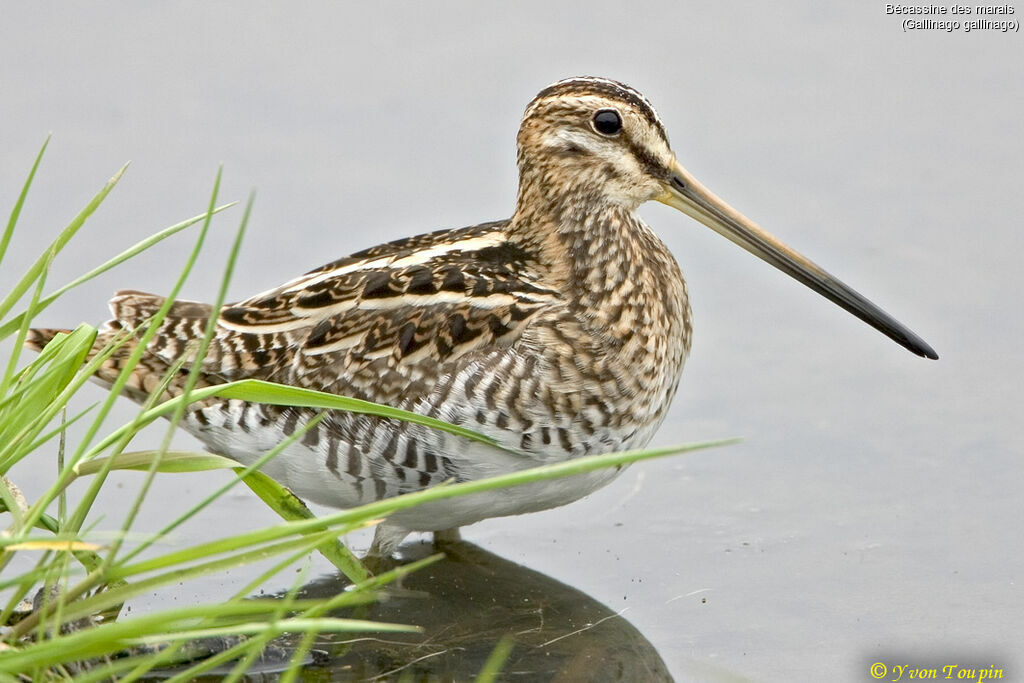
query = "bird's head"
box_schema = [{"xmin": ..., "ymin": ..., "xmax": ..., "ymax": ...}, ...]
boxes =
[
  {"xmin": 517, "ymin": 76, "xmax": 675, "ymax": 211},
  {"xmin": 516, "ymin": 76, "xmax": 937, "ymax": 359}
]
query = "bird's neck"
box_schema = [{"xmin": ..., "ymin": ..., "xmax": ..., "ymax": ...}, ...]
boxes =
[
  {"xmin": 510, "ymin": 181, "xmax": 690, "ymax": 341},
  {"xmin": 509, "ymin": 180, "xmax": 692, "ymax": 434}
]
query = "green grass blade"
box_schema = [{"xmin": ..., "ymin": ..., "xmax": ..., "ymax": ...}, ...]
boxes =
[
  {"xmin": 476, "ymin": 635, "xmax": 515, "ymax": 683},
  {"xmin": 0, "ymin": 325, "xmax": 95, "ymax": 471},
  {"xmin": 107, "ymin": 518, "xmax": 352, "ymax": 582},
  {"xmin": 20, "ymin": 401, "xmax": 97, "ymax": 456},
  {"xmin": 214, "ymin": 379, "xmax": 498, "ymax": 445},
  {"xmin": 0, "ymin": 252, "xmax": 56, "ymax": 425},
  {"xmin": 0, "ymin": 202, "xmax": 236, "ymax": 342},
  {"xmin": 73, "ymin": 451, "xmax": 239, "ymax": 475},
  {"xmin": 84, "ymin": 379, "xmax": 496, "ymax": 463},
  {"xmin": 0, "ymin": 162, "xmax": 127, "ymax": 324},
  {"xmin": 127, "ymin": 617, "xmax": 418, "ymax": 644},
  {"xmin": 0, "ymin": 610, "xmax": 416, "ymax": 673},
  {"xmin": 240, "ymin": 468, "xmax": 368, "ymax": 581},
  {"xmin": 283, "ymin": 438, "xmax": 742, "ymax": 533},
  {"xmin": 0, "ymin": 135, "xmax": 50, "ymax": 269},
  {"xmin": 0, "ymin": 326, "xmax": 131, "ymax": 478}
]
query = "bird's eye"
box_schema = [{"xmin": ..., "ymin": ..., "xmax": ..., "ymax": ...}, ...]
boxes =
[{"xmin": 592, "ymin": 109, "xmax": 622, "ymax": 136}]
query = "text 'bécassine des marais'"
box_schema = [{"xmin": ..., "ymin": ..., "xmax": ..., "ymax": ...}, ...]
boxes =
[{"xmin": 886, "ymin": 4, "xmax": 1015, "ymax": 14}]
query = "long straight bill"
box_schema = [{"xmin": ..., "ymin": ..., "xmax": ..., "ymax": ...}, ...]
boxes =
[{"xmin": 658, "ymin": 159, "xmax": 937, "ymax": 359}]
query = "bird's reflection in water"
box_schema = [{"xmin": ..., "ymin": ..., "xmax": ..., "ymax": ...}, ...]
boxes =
[
  {"xmin": 154, "ymin": 540, "xmax": 672, "ymax": 681},
  {"xmin": 300, "ymin": 540, "xmax": 671, "ymax": 681}
]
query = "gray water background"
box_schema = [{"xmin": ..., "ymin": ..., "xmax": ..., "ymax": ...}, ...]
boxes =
[{"xmin": 1, "ymin": 3, "xmax": 1021, "ymax": 680}]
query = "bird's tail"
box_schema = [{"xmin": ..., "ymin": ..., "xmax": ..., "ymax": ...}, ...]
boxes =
[
  {"xmin": 25, "ymin": 309, "xmax": 215, "ymax": 406},
  {"xmin": 25, "ymin": 289, "xmax": 293, "ymax": 408},
  {"xmin": 24, "ymin": 327, "xmax": 73, "ymax": 353}
]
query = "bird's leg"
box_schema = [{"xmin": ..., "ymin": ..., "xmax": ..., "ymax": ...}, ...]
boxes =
[
  {"xmin": 364, "ymin": 526, "xmax": 397, "ymax": 576},
  {"xmin": 432, "ymin": 527, "xmax": 462, "ymax": 547},
  {"xmin": 361, "ymin": 551, "xmax": 398, "ymax": 577}
]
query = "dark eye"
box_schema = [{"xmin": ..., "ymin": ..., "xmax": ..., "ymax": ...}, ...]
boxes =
[{"xmin": 592, "ymin": 109, "xmax": 622, "ymax": 136}]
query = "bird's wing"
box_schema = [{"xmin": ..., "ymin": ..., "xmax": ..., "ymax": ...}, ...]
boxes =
[{"xmin": 110, "ymin": 221, "xmax": 561, "ymax": 400}]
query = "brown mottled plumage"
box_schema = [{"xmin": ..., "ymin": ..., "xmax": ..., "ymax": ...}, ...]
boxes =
[{"xmin": 27, "ymin": 77, "xmax": 936, "ymax": 554}]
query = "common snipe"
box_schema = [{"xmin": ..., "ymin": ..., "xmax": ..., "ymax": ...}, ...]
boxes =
[{"xmin": 28, "ymin": 77, "xmax": 937, "ymax": 554}]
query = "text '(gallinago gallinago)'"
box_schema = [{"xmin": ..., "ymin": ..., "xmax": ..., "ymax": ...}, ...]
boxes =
[{"xmin": 27, "ymin": 77, "xmax": 937, "ymax": 554}]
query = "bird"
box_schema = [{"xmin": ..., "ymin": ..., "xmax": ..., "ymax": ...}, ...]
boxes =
[{"xmin": 27, "ymin": 77, "xmax": 937, "ymax": 556}]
